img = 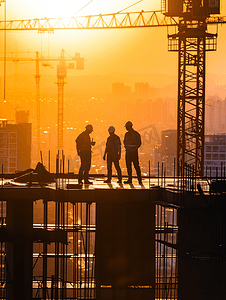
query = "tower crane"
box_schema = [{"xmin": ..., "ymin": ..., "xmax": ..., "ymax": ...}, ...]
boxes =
[
  {"xmin": 55, "ymin": 49, "xmax": 84, "ymax": 150},
  {"xmin": 0, "ymin": 50, "xmax": 84, "ymax": 154},
  {"xmin": 0, "ymin": 1, "xmax": 225, "ymax": 175}
]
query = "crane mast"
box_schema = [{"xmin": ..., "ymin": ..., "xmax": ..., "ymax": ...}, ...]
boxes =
[
  {"xmin": 176, "ymin": 23, "xmax": 215, "ymax": 176},
  {"xmin": 168, "ymin": 22, "xmax": 217, "ymax": 175},
  {"xmin": 165, "ymin": 0, "xmax": 219, "ymax": 176},
  {"xmin": 57, "ymin": 49, "xmax": 66, "ymax": 151},
  {"xmin": 55, "ymin": 50, "xmax": 84, "ymax": 151},
  {"xmin": 35, "ymin": 51, "xmax": 41, "ymax": 156}
]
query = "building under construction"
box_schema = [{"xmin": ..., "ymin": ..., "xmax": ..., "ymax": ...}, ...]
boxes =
[
  {"xmin": 0, "ymin": 0, "xmax": 226, "ymax": 298},
  {"xmin": 0, "ymin": 163, "xmax": 225, "ymax": 300}
]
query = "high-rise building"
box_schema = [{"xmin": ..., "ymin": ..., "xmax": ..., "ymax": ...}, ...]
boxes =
[
  {"xmin": 0, "ymin": 115, "xmax": 31, "ymax": 173},
  {"xmin": 153, "ymin": 145, "xmax": 161, "ymax": 169},
  {"xmin": 206, "ymin": 97, "xmax": 226, "ymax": 134},
  {"xmin": 161, "ymin": 129, "xmax": 177, "ymax": 175},
  {"xmin": 135, "ymin": 82, "xmax": 151, "ymax": 100},
  {"xmin": 204, "ymin": 134, "xmax": 226, "ymax": 177},
  {"xmin": 112, "ymin": 82, "xmax": 125, "ymax": 95}
]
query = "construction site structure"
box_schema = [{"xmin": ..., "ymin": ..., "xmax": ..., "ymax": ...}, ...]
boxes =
[
  {"xmin": 0, "ymin": 162, "xmax": 226, "ymax": 299},
  {"xmin": 0, "ymin": 2, "xmax": 225, "ymax": 300}
]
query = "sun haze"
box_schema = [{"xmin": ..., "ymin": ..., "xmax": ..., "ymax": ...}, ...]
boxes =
[
  {"xmin": 8, "ymin": 0, "xmax": 160, "ymax": 19},
  {"xmin": 0, "ymin": 0, "xmax": 226, "ymax": 172}
]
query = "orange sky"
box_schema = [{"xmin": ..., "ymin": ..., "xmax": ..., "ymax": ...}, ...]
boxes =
[
  {"xmin": 1, "ymin": 0, "xmax": 226, "ymax": 168},
  {"xmin": 0, "ymin": 0, "xmax": 226, "ymax": 92},
  {"xmin": 6, "ymin": 0, "xmax": 161, "ymax": 18}
]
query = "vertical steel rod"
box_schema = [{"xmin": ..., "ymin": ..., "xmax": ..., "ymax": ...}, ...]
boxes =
[
  {"xmin": 149, "ymin": 160, "xmax": 150, "ymax": 189},
  {"xmin": 49, "ymin": 150, "xmax": 51, "ymax": 172}
]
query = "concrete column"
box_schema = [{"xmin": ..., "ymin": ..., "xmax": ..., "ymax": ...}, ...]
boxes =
[{"xmin": 6, "ymin": 199, "xmax": 33, "ymax": 300}]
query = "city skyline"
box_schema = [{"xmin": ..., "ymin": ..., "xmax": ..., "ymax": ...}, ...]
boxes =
[
  {"xmin": 0, "ymin": 2, "xmax": 225, "ymax": 299},
  {"xmin": 0, "ymin": 0, "xmax": 226, "ymax": 172}
]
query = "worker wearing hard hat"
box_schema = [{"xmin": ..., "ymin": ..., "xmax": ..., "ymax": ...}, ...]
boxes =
[
  {"xmin": 103, "ymin": 126, "xmax": 122, "ymax": 183},
  {"xmin": 76, "ymin": 124, "xmax": 96, "ymax": 185},
  {"xmin": 123, "ymin": 121, "xmax": 142, "ymax": 185}
]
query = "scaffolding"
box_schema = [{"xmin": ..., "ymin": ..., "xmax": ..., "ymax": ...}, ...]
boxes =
[
  {"xmin": 32, "ymin": 201, "xmax": 96, "ymax": 299},
  {"xmin": 0, "ymin": 163, "xmax": 226, "ymax": 299},
  {"xmin": 155, "ymin": 205, "xmax": 178, "ymax": 300}
]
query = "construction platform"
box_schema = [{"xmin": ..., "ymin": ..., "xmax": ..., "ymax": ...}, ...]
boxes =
[{"xmin": 0, "ymin": 175, "xmax": 225, "ymax": 300}]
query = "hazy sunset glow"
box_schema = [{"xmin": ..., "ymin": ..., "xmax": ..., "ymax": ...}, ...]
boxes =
[
  {"xmin": 7, "ymin": 0, "xmax": 160, "ymax": 19},
  {"xmin": 0, "ymin": 5, "xmax": 225, "ymax": 300},
  {"xmin": 0, "ymin": 0, "xmax": 226, "ymax": 172}
]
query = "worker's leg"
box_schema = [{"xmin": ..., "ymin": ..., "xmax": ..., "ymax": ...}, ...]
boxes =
[
  {"xmin": 106, "ymin": 155, "xmax": 113, "ymax": 182},
  {"xmin": 113, "ymin": 157, "xmax": 122, "ymax": 182},
  {"xmin": 78, "ymin": 153, "xmax": 85, "ymax": 183},
  {"xmin": 132, "ymin": 151, "xmax": 142, "ymax": 184},
  {"xmin": 80, "ymin": 152, "xmax": 92, "ymax": 183},
  {"xmin": 125, "ymin": 152, "xmax": 132, "ymax": 182}
]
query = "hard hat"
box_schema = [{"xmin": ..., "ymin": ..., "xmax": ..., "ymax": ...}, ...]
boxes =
[
  {"xmin": 125, "ymin": 121, "xmax": 133, "ymax": 127},
  {"xmin": 108, "ymin": 126, "xmax": 115, "ymax": 133},
  {"xmin": 85, "ymin": 124, "xmax": 93, "ymax": 131}
]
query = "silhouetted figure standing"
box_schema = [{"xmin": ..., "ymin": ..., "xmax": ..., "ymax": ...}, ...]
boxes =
[
  {"xmin": 103, "ymin": 126, "xmax": 122, "ymax": 183},
  {"xmin": 123, "ymin": 121, "xmax": 142, "ymax": 184},
  {"xmin": 76, "ymin": 124, "xmax": 95, "ymax": 184}
]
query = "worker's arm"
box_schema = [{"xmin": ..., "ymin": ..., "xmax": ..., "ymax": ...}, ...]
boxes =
[
  {"xmin": 123, "ymin": 133, "xmax": 128, "ymax": 149},
  {"xmin": 136, "ymin": 132, "xmax": 142, "ymax": 148},
  {"xmin": 75, "ymin": 134, "xmax": 82, "ymax": 156},
  {"xmin": 103, "ymin": 139, "xmax": 108, "ymax": 160},
  {"xmin": 103, "ymin": 145, "xmax": 108, "ymax": 160},
  {"xmin": 118, "ymin": 138, "xmax": 121, "ymax": 159}
]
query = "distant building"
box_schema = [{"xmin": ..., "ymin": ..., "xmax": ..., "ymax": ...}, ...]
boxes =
[
  {"xmin": 153, "ymin": 145, "xmax": 161, "ymax": 169},
  {"xmin": 204, "ymin": 134, "xmax": 226, "ymax": 177},
  {"xmin": 161, "ymin": 129, "xmax": 177, "ymax": 175},
  {"xmin": 112, "ymin": 82, "xmax": 125, "ymax": 95},
  {"xmin": 206, "ymin": 97, "xmax": 226, "ymax": 134},
  {"xmin": 153, "ymin": 131, "xmax": 226, "ymax": 177},
  {"xmin": 112, "ymin": 82, "xmax": 131, "ymax": 97},
  {"xmin": 135, "ymin": 82, "xmax": 151, "ymax": 100},
  {"xmin": 0, "ymin": 114, "xmax": 31, "ymax": 173},
  {"xmin": 153, "ymin": 130, "xmax": 177, "ymax": 175}
]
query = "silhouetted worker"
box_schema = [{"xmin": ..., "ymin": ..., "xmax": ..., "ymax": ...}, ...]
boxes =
[
  {"xmin": 76, "ymin": 124, "xmax": 95, "ymax": 184},
  {"xmin": 103, "ymin": 126, "xmax": 122, "ymax": 183},
  {"xmin": 123, "ymin": 121, "xmax": 142, "ymax": 185}
]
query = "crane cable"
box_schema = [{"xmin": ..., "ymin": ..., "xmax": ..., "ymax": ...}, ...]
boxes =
[
  {"xmin": 117, "ymin": 0, "xmax": 143, "ymax": 14},
  {"xmin": 72, "ymin": 0, "xmax": 94, "ymax": 17},
  {"xmin": 4, "ymin": 0, "xmax": 6, "ymax": 100},
  {"xmin": 72, "ymin": 0, "xmax": 143, "ymax": 17}
]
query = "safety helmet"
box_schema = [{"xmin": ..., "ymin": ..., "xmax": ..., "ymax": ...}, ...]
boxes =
[
  {"xmin": 125, "ymin": 121, "xmax": 133, "ymax": 128},
  {"xmin": 108, "ymin": 126, "xmax": 115, "ymax": 133},
  {"xmin": 85, "ymin": 124, "xmax": 93, "ymax": 131}
]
